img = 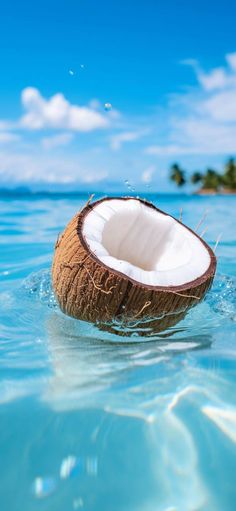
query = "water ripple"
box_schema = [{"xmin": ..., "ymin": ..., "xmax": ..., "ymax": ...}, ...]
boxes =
[{"xmin": 0, "ymin": 195, "xmax": 236, "ymax": 511}]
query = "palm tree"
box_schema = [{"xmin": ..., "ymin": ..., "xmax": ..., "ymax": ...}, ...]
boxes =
[
  {"xmin": 202, "ymin": 168, "xmax": 222, "ymax": 191},
  {"xmin": 191, "ymin": 171, "xmax": 203, "ymax": 185},
  {"xmin": 170, "ymin": 163, "xmax": 186, "ymax": 187},
  {"xmin": 223, "ymin": 158, "xmax": 236, "ymax": 190}
]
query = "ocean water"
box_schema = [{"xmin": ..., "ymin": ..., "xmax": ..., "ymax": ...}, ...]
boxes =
[{"xmin": 0, "ymin": 192, "xmax": 235, "ymax": 511}]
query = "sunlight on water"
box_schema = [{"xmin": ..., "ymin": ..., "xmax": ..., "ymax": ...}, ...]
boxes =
[{"xmin": 0, "ymin": 193, "xmax": 236, "ymax": 511}]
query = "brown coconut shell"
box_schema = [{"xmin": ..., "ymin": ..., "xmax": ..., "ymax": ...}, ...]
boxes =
[{"xmin": 52, "ymin": 197, "xmax": 216, "ymax": 334}]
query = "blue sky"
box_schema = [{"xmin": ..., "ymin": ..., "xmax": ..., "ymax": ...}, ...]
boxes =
[{"xmin": 0, "ymin": 0, "xmax": 236, "ymax": 190}]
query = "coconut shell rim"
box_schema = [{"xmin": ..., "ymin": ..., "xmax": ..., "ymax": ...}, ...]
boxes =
[{"xmin": 76, "ymin": 195, "xmax": 216, "ymax": 292}]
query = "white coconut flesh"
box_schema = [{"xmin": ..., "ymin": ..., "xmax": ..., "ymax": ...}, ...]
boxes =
[{"xmin": 82, "ymin": 199, "xmax": 211, "ymax": 287}]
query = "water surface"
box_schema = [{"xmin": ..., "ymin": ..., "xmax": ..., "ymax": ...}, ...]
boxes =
[{"xmin": 0, "ymin": 193, "xmax": 235, "ymax": 511}]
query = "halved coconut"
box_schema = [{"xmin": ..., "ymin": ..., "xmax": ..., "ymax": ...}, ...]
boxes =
[{"xmin": 52, "ymin": 197, "xmax": 216, "ymax": 333}]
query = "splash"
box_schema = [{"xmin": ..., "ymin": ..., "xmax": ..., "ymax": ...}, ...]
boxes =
[{"xmin": 21, "ymin": 269, "xmax": 236, "ymax": 342}]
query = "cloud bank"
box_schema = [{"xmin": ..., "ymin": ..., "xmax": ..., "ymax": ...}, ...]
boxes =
[
  {"xmin": 146, "ymin": 52, "xmax": 236, "ymax": 156},
  {"xmin": 20, "ymin": 87, "xmax": 109, "ymax": 132}
]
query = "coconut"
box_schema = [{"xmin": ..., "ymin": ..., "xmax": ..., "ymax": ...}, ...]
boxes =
[{"xmin": 52, "ymin": 196, "xmax": 216, "ymax": 334}]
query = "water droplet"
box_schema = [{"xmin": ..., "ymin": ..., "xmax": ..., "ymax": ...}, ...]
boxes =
[
  {"xmin": 32, "ymin": 477, "xmax": 56, "ymax": 498},
  {"xmin": 60, "ymin": 455, "xmax": 82, "ymax": 479},
  {"xmin": 80, "ymin": 64, "xmax": 85, "ymax": 69},
  {"xmin": 69, "ymin": 69, "xmax": 75, "ymax": 76},
  {"xmin": 124, "ymin": 179, "xmax": 134, "ymax": 192},
  {"xmin": 104, "ymin": 102, "xmax": 112, "ymax": 111},
  {"xmin": 23, "ymin": 269, "xmax": 57, "ymax": 309}
]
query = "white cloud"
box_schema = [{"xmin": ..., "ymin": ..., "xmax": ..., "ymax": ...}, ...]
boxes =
[
  {"xmin": 203, "ymin": 89, "xmax": 236, "ymax": 122},
  {"xmin": 0, "ymin": 151, "xmax": 108, "ymax": 185},
  {"xmin": 182, "ymin": 53, "xmax": 236, "ymax": 91},
  {"xmin": 81, "ymin": 171, "xmax": 108, "ymax": 183},
  {"xmin": 110, "ymin": 130, "xmax": 146, "ymax": 151},
  {"xmin": 0, "ymin": 88, "xmax": 115, "ymax": 186},
  {"xmin": 141, "ymin": 165, "xmax": 156, "ymax": 183},
  {"xmin": 0, "ymin": 132, "xmax": 20, "ymax": 144},
  {"xmin": 0, "ymin": 152, "xmax": 73, "ymax": 184},
  {"xmin": 41, "ymin": 132, "xmax": 74, "ymax": 149},
  {"xmin": 88, "ymin": 99, "xmax": 101, "ymax": 110},
  {"xmin": 226, "ymin": 52, "xmax": 236, "ymax": 71},
  {"xmin": 0, "ymin": 120, "xmax": 15, "ymax": 131},
  {"xmin": 175, "ymin": 118, "xmax": 236, "ymax": 154},
  {"xmin": 198, "ymin": 68, "xmax": 228, "ymax": 91},
  {"xmin": 146, "ymin": 52, "xmax": 236, "ymax": 157},
  {"xmin": 20, "ymin": 87, "xmax": 109, "ymax": 132}
]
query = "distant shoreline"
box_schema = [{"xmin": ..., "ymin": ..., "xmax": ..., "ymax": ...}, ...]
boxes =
[
  {"xmin": 0, "ymin": 188, "xmax": 236, "ymax": 198},
  {"xmin": 196, "ymin": 188, "xmax": 236, "ymax": 195}
]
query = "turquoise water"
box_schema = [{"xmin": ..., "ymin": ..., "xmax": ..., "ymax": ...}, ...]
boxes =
[{"xmin": 0, "ymin": 193, "xmax": 235, "ymax": 511}]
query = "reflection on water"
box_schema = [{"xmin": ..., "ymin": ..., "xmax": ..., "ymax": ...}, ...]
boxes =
[
  {"xmin": 0, "ymin": 195, "xmax": 236, "ymax": 511},
  {"xmin": 45, "ymin": 310, "xmax": 212, "ymax": 413}
]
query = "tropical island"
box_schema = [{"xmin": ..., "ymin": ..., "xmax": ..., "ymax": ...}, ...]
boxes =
[{"xmin": 170, "ymin": 157, "xmax": 236, "ymax": 194}]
